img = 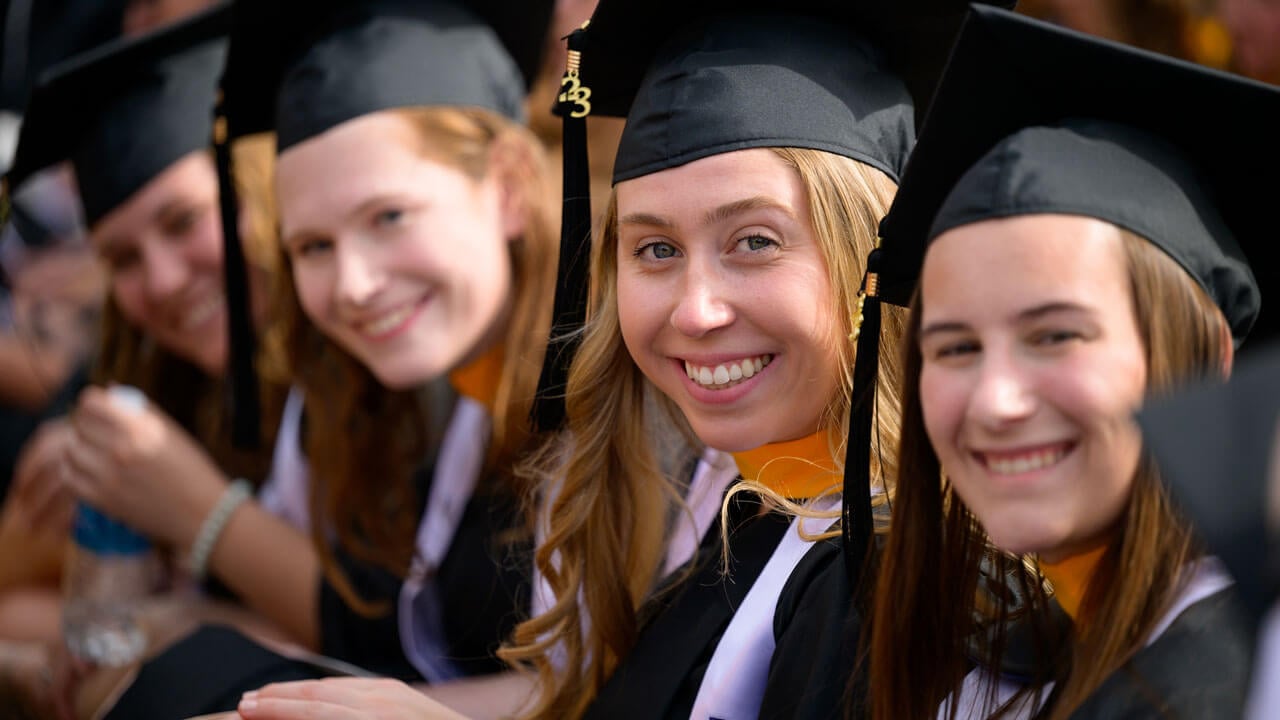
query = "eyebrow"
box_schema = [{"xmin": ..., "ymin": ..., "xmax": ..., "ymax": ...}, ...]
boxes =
[
  {"xmin": 918, "ymin": 301, "xmax": 1096, "ymax": 340},
  {"xmin": 618, "ymin": 195, "xmax": 793, "ymax": 230},
  {"xmin": 281, "ymin": 194, "xmax": 407, "ymax": 246}
]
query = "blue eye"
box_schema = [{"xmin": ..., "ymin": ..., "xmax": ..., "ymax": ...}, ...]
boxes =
[
  {"xmin": 634, "ymin": 241, "xmax": 678, "ymax": 260},
  {"xmin": 738, "ymin": 234, "xmax": 777, "ymax": 252}
]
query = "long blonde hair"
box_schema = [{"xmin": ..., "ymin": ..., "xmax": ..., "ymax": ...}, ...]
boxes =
[
  {"xmin": 869, "ymin": 228, "xmax": 1229, "ymax": 720},
  {"xmin": 502, "ymin": 147, "xmax": 903, "ymax": 718},
  {"xmin": 271, "ymin": 107, "xmax": 558, "ymax": 614}
]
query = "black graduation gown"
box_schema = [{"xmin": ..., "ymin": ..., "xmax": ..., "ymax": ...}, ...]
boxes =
[
  {"xmin": 1061, "ymin": 589, "xmax": 1254, "ymax": 720},
  {"xmin": 584, "ymin": 494, "xmax": 864, "ymax": 720}
]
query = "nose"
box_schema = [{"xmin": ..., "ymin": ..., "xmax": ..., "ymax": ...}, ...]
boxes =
[
  {"xmin": 141, "ymin": 243, "xmax": 190, "ymax": 304},
  {"xmin": 966, "ymin": 348, "xmax": 1037, "ymax": 430},
  {"xmin": 669, "ymin": 262, "xmax": 735, "ymax": 338},
  {"xmin": 333, "ymin": 244, "xmax": 385, "ymax": 308}
]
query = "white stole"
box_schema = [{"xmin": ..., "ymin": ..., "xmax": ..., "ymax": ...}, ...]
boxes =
[
  {"xmin": 689, "ymin": 494, "xmax": 842, "ymax": 720},
  {"xmin": 398, "ymin": 396, "xmax": 491, "ymax": 683}
]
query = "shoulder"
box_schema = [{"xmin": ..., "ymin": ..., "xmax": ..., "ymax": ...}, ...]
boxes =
[{"xmin": 1069, "ymin": 588, "xmax": 1254, "ymax": 720}]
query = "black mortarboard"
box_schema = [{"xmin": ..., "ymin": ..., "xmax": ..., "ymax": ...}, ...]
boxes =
[
  {"xmin": 220, "ymin": 0, "xmax": 553, "ymax": 145},
  {"xmin": 1138, "ymin": 341, "xmax": 1280, "ymax": 622},
  {"xmin": 4, "ymin": 4, "xmax": 229, "ymax": 226},
  {"xmin": 849, "ymin": 4, "xmax": 1278, "ymax": 575},
  {"xmin": 216, "ymin": 0, "xmax": 553, "ymax": 448}
]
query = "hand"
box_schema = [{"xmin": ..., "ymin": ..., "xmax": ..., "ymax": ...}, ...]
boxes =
[
  {"xmin": 237, "ymin": 678, "xmax": 470, "ymax": 720},
  {"xmin": 62, "ymin": 386, "xmax": 227, "ymax": 549},
  {"xmin": 10, "ymin": 418, "xmax": 77, "ymax": 533}
]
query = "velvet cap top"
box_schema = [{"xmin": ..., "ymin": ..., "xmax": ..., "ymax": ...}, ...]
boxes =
[
  {"xmin": 874, "ymin": 4, "xmax": 1277, "ymax": 344},
  {"xmin": 220, "ymin": 0, "xmax": 553, "ymax": 150},
  {"xmin": 5, "ymin": 4, "xmax": 229, "ymax": 226},
  {"xmin": 577, "ymin": 1, "xmax": 920, "ymax": 184}
]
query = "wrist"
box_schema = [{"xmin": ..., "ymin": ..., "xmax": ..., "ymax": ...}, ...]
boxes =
[{"xmin": 185, "ymin": 479, "xmax": 253, "ymax": 582}]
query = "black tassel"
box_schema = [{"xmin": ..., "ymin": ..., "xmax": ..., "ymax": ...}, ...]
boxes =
[
  {"xmin": 530, "ymin": 24, "xmax": 593, "ymax": 434},
  {"xmin": 843, "ymin": 248, "xmax": 882, "ymax": 584},
  {"xmin": 212, "ymin": 98, "xmax": 260, "ymax": 450}
]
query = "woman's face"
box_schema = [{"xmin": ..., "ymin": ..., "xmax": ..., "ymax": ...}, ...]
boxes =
[
  {"xmin": 276, "ymin": 111, "xmax": 518, "ymax": 389},
  {"xmin": 615, "ymin": 148, "xmax": 842, "ymax": 452},
  {"xmin": 92, "ymin": 151, "xmax": 228, "ymax": 375},
  {"xmin": 917, "ymin": 214, "xmax": 1148, "ymax": 563}
]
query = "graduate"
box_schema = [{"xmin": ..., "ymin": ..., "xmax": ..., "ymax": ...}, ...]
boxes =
[
  {"xmin": 855, "ymin": 6, "xmax": 1274, "ymax": 718},
  {"xmin": 0, "ymin": 3, "xmax": 290, "ymax": 657},
  {"xmin": 85, "ymin": 0, "xmax": 565, "ymax": 717},
  {"xmin": 499, "ymin": 1, "xmax": 920, "ymax": 718}
]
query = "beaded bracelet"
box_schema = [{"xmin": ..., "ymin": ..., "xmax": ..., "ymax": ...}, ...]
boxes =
[{"xmin": 186, "ymin": 479, "xmax": 253, "ymax": 582}]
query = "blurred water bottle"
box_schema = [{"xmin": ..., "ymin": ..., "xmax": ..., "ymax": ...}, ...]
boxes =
[{"xmin": 62, "ymin": 385, "xmax": 156, "ymax": 666}]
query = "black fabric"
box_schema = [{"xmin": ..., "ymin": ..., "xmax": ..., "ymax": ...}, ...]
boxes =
[
  {"xmin": 932, "ymin": 120, "xmax": 1257, "ymax": 344},
  {"xmin": 759, "ymin": 537, "xmax": 865, "ymax": 720},
  {"xmin": 220, "ymin": 0, "xmax": 553, "ymax": 145},
  {"xmin": 873, "ymin": 5, "xmax": 1278, "ymax": 347},
  {"xmin": 104, "ymin": 625, "xmax": 329, "ymax": 720},
  {"xmin": 1139, "ymin": 341, "xmax": 1280, "ymax": 621},
  {"xmin": 316, "ymin": 414, "xmax": 530, "ymax": 681},
  {"xmin": 316, "ymin": 539, "xmax": 420, "ymax": 681},
  {"xmin": 1060, "ymin": 589, "xmax": 1254, "ymax": 719},
  {"xmin": 5, "ymin": 5, "xmax": 229, "ymax": 225},
  {"xmin": 603, "ymin": 12, "xmax": 913, "ymax": 184},
  {"xmin": 583, "ymin": 494, "xmax": 790, "ymax": 720}
]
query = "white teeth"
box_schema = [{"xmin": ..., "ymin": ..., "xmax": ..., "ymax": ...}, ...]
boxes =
[
  {"xmin": 685, "ymin": 354, "xmax": 773, "ymax": 390},
  {"xmin": 360, "ymin": 304, "xmax": 415, "ymax": 337},
  {"xmin": 986, "ymin": 447, "xmax": 1067, "ymax": 475},
  {"xmin": 181, "ymin": 295, "xmax": 223, "ymax": 330}
]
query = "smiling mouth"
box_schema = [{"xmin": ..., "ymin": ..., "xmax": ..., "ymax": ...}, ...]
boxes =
[
  {"xmin": 683, "ymin": 354, "xmax": 773, "ymax": 390},
  {"xmin": 975, "ymin": 442, "xmax": 1075, "ymax": 476},
  {"xmin": 180, "ymin": 294, "xmax": 224, "ymax": 331},
  {"xmin": 353, "ymin": 296, "xmax": 428, "ymax": 340}
]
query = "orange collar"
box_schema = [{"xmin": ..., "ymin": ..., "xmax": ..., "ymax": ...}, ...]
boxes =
[
  {"xmin": 730, "ymin": 430, "xmax": 840, "ymax": 500},
  {"xmin": 448, "ymin": 343, "xmax": 504, "ymax": 413},
  {"xmin": 1040, "ymin": 545, "xmax": 1108, "ymax": 621}
]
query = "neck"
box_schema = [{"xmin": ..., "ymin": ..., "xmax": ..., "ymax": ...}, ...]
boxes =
[
  {"xmin": 730, "ymin": 430, "xmax": 839, "ymax": 499},
  {"xmin": 1040, "ymin": 544, "xmax": 1109, "ymax": 621}
]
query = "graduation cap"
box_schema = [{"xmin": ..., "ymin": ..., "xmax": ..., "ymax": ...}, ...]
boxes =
[
  {"xmin": 532, "ymin": 0, "xmax": 1016, "ymax": 582},
  {"xmin": 1138, "ymin": 341, "xmax": 1280, "ymax": 623},
  {"xmin": 216, "ymin": 0, "xmax": 554, "ymax": 448},
  {"xmin": 3, "ymin": 3, "xmax": 229, "ymax": 227},
  {"xmin": 848, "ymin": 3, "xmax": 1278, "ymax": 574}
]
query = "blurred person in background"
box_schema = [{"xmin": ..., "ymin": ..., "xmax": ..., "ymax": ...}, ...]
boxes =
[{"xmin": 1218, "ymin": 0, "xmax": 1280, "ymax": 83}]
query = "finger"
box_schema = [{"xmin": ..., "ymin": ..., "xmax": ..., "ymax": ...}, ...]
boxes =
[
  {"xmin": 238, "ymin": 695, "xmax": 361, "ymax": 720},
  {"xmin": 62, "ymin": 443, "xmax": 116, "ymax": 505},
  {"xmin": 23, "ymin": 469, "xmax": 66, "ymax": 527},
  {"xmin": 29, "ymin": 484, "xmax": 75, "ymax": 532},
  {"xmin": 13, "ymin": 424, "xmax": 68, "ymax": 498},
  {"xmin": 254, "ymin": 678, "xmax": 375, "ymax": 702}
]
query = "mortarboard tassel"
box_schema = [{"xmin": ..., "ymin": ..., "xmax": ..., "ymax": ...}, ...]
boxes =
[
  {"xmin": 213, "ymin": 94, "xmax": 260, "ymax": 450},
  {"xmin": 531, "ymin": 23, "xmax": 593, "ymax": 433},
  {"xmin": 843, "ymin": 245, "xmax": 882, "ymax": 584}
]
